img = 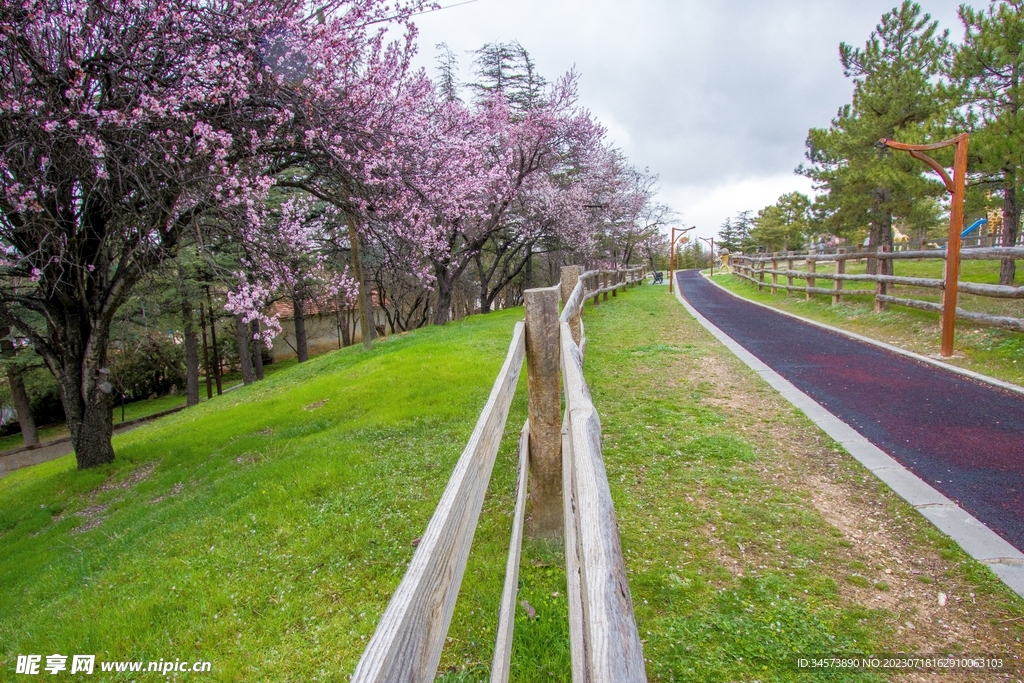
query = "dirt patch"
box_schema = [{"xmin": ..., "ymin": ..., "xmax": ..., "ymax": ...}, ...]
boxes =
[
  {"xmin": 737, "ymin": 400, "xmax": 1022, "ymax": 680},
  {"xmin": 661, "ymin": 297, "xmax": 1024, "ymax": 678},
  {"xmin": 96, "ymin": 461, "xmax": 158, "ymax": 493},
  {"xmin": 808, "ymin": 476, "xmax": 978, "ymax": 637},
  {"xmin": 71, "ymin": 504, "xmax": 108, "ymax": 535},
  {"xmin": 304, "ymin": 399, "xmax": 329, "ymax": 411},
  {"xmin": 150, "ymin": 482, "xmax": 184, "ymax": 504}
]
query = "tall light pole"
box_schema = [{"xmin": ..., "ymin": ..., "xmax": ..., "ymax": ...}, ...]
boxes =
[
  {"xmin": 879, "ymin": 134, "xmax": 967, "ymax": 357},
  {"xmin": 668, "ymin": 225, "xmax": 696, "ymax": 294},
  {"xmin": 699, "ymin": 236, "xmax": 715, "ymax": 276}
]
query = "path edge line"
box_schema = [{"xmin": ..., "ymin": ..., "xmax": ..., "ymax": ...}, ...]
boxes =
[
  {"xmin": 671, "ymin": 279, "xmax": 1024, "ymax": 599},
  {"xmin": 700, "ymin": 272, "xmax": 1024, "ymax": 398}
]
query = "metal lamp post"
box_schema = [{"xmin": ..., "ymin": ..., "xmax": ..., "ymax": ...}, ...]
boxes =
[
  {"xmin": 668, "ymin": 225, "xmax": 696, "ymax": 294},
  {"xmin": 699, "ymin": 236, "xmax": 715, "ymax": 276},
  {"xmin": 879, "ymin": 134, "xmax": 968, "ymax": 357}
]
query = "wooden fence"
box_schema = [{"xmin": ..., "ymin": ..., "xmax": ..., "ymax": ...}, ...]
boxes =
[
  {"xmin": 350, "ymin": 265, "xmax": 648, "ymax": 683},
  {"xmin": 730, "ymin": 246, "xmax": 1024, "ymax": 335}
]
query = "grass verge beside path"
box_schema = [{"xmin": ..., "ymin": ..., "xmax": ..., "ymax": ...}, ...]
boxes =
[
  {"xmin": 0, "ymin": 286, "xmax": 1021, "ymax": 682},
  {"xmin": 711, "ymin": 271, "xmax": 1024, "ymax": 389},
  {"xmin": 583, "ymin": 285, "xmax": 1022, "ymax": 681}
]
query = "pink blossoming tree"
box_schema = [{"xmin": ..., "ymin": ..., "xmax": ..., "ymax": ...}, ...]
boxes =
[{"xmin": 0, "ymin": 0, "xmax": 421, "ymax": 467}]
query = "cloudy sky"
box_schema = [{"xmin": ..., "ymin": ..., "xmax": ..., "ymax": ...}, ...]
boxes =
[{"xmin": 412, "ymin": 0, "xmax": 967, "ymax": 239}]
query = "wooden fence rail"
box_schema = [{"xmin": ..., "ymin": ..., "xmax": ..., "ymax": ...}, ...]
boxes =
[
  {"xmin": 351, "ymin": 323, "xmax": 526, "ymax": 683},
  {"xmin": 729, "ymin": 247, "xmax": 1024, "ymax": 336},
  {"xmin": 351, "ymin": 264, "xmax": 648, "ymax": 683}
]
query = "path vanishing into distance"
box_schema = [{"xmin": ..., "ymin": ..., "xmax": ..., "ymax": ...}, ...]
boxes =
[{"xmin": 675, "ymin": 269, "xmax": 1024, "ymax": 556}]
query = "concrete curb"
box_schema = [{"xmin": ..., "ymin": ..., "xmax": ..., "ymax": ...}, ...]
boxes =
[
  {"xmin": 671, "ymin": 279, "xmax": 1024, "ymax": 599},
  {"xmin": 700, "ymin": 271, "xmax": 1024, "ymax": 398}
]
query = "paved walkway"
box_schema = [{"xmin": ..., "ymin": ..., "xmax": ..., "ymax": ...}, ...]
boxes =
[{"xmin": 676, "ymin": 270, "xmax": 1024, "ymax": 553}]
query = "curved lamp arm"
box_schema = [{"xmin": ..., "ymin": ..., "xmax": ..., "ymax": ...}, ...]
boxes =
[{"xmin": 878, "ymin": 134, "xmax": 967, "ymax": 195}]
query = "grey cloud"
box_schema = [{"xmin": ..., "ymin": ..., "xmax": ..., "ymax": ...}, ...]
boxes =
[{"xmin": 414, "ymin": 0, "xmax": 965, "ymax": 190}]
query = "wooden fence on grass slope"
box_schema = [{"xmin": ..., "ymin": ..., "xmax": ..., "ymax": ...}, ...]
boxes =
[
  {"xmin": 730, "ymin": 246, "xmax": 1024, "ymax": 334},
  {"xmin": 350, "ymin": 265, "xmax": 649, "ymax": 683}
]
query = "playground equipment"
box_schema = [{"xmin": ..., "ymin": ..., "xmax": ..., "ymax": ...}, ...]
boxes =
[
  {"xmin": 962, "ymin": 217, "xmax": 988, "ymax": 239},
  {"xmin": 718, "ymin": 251, "xmax": 732, "ymax": 274}
]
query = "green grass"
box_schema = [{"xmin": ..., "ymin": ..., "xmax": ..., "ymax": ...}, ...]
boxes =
[
  {"xmin": 0, "ymin": 424, "xmax": 69, "ymax": 453},
  {"xmin": 0, "ymin": 309, "xmax": 534, "ymax": 681},
  {"xmin": 0, "ymin": 394, "xmax": 189, "ymax": 454},
  {"xmin": 0, "ymin": 360, "xmax": 300, "ymax": 453},
  {"xmin": 712, "ymin": 267, "xmax": 1024, "ymax": 388},
  {"xmin": 1, "ymin": 287, "xmax": 1021, "ymax": 682},
  {"xmin": 580, "ymin": 286, "xmax": 1022, "ymax": 680}
]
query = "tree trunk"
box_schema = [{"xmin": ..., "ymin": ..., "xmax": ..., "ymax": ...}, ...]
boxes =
[
  {"xmin": 6, "ymin": 363, "xmax": 38, "ymax": 446},
  {"xmin": 475, "ymin": 252, "xmax": 491, "ymax": 314},
  {"xmin": 251, "ymin": 320, "xmax": 264, "ymax": 380},
  {"xmin": 867, "ymin": 187, "xmax": 894, "ymax": 276},
  {"xmin": 347, "ymin": 214, "xmax": 374, "ymax": 351},
  {"xmin": 200, "ymin": 303, "xmax": 212, "ymax": 399},
  {"xmin": 235, "ymin": 314, "xmax": 255, "ymax": 384},
  {"xmin": 182, "ymin": 300, "xmax": 200, "ymax": 407},
  {"xmin": 206, "ymin": 289, "xmax": 223, "ymax": 395},
  {"xmin": 432, "ymin": 273, "xmax": 453, "ymax": 325},
  {"xmin": 0, "ymin": 332, "xmax": 38, "ymax": 447},
  {"xmin": 1001, "ymin": 172, "xmax": 1019, "ymax": 286},
  {"xmin": 49, "ymin": 345, "xmax": 116, "ymax": 469},
  {"xmin": 879, "ymin": 209, "xmax": 894, "ymax": 276},
  {"xmin": 340, "ymin": 310, "xmax": 352, "ymax": 347},
  {"xmin": 66, "ymin": 392, "xmax": 115, "ymax": 468},
  {"xmin": 292, "ymin": 290, "xmax": 309, "ymax": 363}
]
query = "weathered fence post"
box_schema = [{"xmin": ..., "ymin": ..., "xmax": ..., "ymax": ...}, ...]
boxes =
[
  {"xmin": 592, "ymin": 272, "xmax": 601, "ymax": 306},
  {"xmin": 875, "ymin": 245, "xmax": 889, "ymax": 312},
  {"xmin": 612, "ymin": 270, "xmax": 618, "ymax": 297},
  {"xmin": 524, "ymin": 286, "xmax": 563, "ymax": 539},
  {"xmin": 757, "ymin": 258, "xmax": 765, "ymax": 291},
  {"xmin": 833, "ymin": 249, "xmax": 846, "ymax": 306},
  {"xmin": 603, "ymin": 272, "xmax": 610, "ymax": 301},
  {"xmin": 771, "ymin": 253, "xmax": 779, "ymax": 294},
  {"xmin": 560, "ymin": 265, "xmax": 583, "ymax": 346},
  {"xmin": 786, "ymin": 251, "xmax": 794, "ymax": 296},
  {"xmin": 806, "ymin": 257, "xmax": 816, "ymax": 300}
]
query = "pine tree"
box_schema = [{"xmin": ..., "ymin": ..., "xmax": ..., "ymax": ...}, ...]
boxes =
[
  {"xmin": 717, "ymin": 217, "xmax": 739, "ymax": 252},
  {"xmin": 435, "ymin": 43, "xmax": 461, "ymax": 103},
  {"xmin": 469, "ymin": 41, "xmax": 547, "ymax": 113},
  {"xmin": 750, "ymin": 192, "xmax": 812, "ymax": 252},
  {"xmin": 800, "ymin": 1, "xmax": 948, "ymax": 274},
  {"xmin": 733, "ymin": 210, "xmax": 756, "ymax": 252},
  {"xmin": 951, "ymin": 0, "xmax": 1024, "ymax": 284}
]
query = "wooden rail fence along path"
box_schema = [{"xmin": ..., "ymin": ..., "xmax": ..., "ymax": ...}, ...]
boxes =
[
  {"xmin": 730, "ymin": 246, "xmax": 1024, "ymax": 355},
  {"xmin": 351, "ymin": 265, "xmax": 647, "ymax": 683}
]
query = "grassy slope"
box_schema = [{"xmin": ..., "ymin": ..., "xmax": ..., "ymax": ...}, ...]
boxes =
[
  {"xmin": 711, "ymin": 265, "xmax": 1024, "ymax": 388},
  {"xmin": 0, "ymin": 361, "xmax": 299, "ymax": 453},
  {"xmin": 0, "ymin": 309, "xmax": 534, "ymax": 682},
  {"xmin": 1, "ymin": 287, "xmax": 1021, "ymax": 682}
]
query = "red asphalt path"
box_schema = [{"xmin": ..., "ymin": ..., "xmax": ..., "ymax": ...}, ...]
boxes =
[{"xmin": 676, "ymin": 269, "xmax": 1024, "ymax": 553}]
